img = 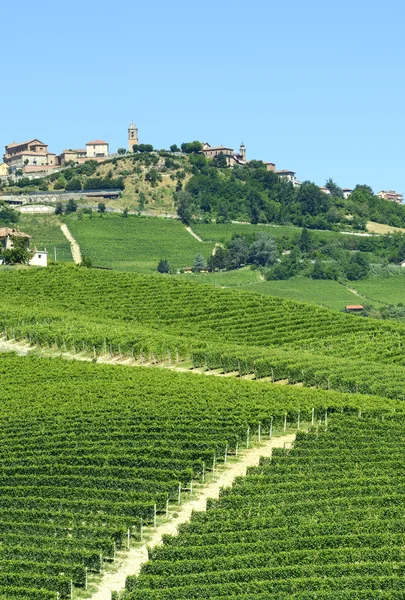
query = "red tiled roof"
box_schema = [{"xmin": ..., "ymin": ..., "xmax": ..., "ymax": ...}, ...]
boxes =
[
  {"xmin": 86, "ymin": 140, "xmax": 108, "ymax": 145},
  {"xmin": 345, "ymin": 305, "xmax": 364, "ymax": 310}
]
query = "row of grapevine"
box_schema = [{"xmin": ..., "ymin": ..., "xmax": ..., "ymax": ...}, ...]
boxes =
[
  {"xmin": 1, "ymin": 353, "xmax": 389, "ymax": 598},
  {"xmin": 125, "ymin": 415, "xmax": 405, "ymax": 599}
]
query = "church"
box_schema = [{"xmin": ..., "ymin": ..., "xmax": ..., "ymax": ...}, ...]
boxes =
[{"xmin": 128, "ymin": 120, "xmax": 139, "ymax": 152}]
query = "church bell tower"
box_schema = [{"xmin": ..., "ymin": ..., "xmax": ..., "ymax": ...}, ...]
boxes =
[
  {"xmin": 128, "ymin": 120, "xmax": 139, "ymax": 152},
  {"xmin": 239, "ymin": 142, "xmax": 246, "ymax": 162}
]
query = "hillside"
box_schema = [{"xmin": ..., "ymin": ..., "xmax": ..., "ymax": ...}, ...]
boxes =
[
  {"xmin": 1, "ymin": 267, "xmax": 405, "ymax": 398},
  {"xmin": 2, "ymin": 150, "xmax": 405, "ymax": 232},
  {"xmin": 0, "ymin": 267, "xmax": 405, "ymax": 598}
]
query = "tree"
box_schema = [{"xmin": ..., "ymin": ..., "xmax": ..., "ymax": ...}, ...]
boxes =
[
  {"xmin": 54, "ymin": 201, "xmax": 63, "ymax": 215},
  {"xmin": 1, "ymin": 236, "xmax": 33, "ymax": 265},
  {"xmin": 345, "ymin": 253, "xmax": 370, "ymax": 281},
  {"xmin": 133, "ymin": 144, "xmax": 153, "ymax": 153},
  {"xmin": 298, "ymin": 228, "xmax": 313, "ymax": 253},
  {"xmin": 174, "ymin": 190, "xmax": 193, "ymax": 225},
  {"xmin": 181, "ymin": 141, "xmax": 203, "ymax": 154},
  {"xmin": 227, "ymin": 236, "xmax": 249, "ymax": 269},
  {"xmin": 138, "ymin": 192, "xmax": 147, "ymax": 211},
  {"xmin": 80, "ymin": 254, "xmax": 92, "ymax": 268},
  {"xmin": 145, "ymin": 169, "xmax": 162, "ymax": 187},
  {"xmin": 248, "ymin": 234, "xmax": 278, "ymax": 267},
  {"xmin": 296, "ymin": 181, "xmax": 331, "ymax": 216},
  {"xmin": 122, "ymin": 207, "xmax": 129, "ymax": 218},
  {"xmin": 117, "ymin": 148, "xmax": 127, "ymax": 155},
  {"xmin": 211, "ymin": 246, "xmax": 228, "ymax": 270},
  {"xmin": 324, "ymin": 178, "xmax": 344, "ymax": 199},
  {"xmin": 157, "ymin": 259, "xmax": 170, "ymax": 273},
  {"xmin": 170, "ymin": 144, "xmax": 180, "ymax": 153},
  {"xmin": 54, "ymin": 177, "xmax": 66, "ymax": 190},
  {"xmin": 193, "ymin": 253, "xmax": 205, "ymax": 272},
  {"xmin": 66, "ymin": 178, "xmax": 82, "ymax": 191},
  {"xmin": 0, "ymin": 202, "xmax": 19, "ymax": 225},
  {"xmin": 212, "ymin": 152, "xmax": 228, "ymax": 168},
  {"xmin": 97, "ymin": 202, "xmax": 106, "ymax": 213},
  {"xmin": 65, "ymin": 199, "xmax": 77, "ymax": 214}
]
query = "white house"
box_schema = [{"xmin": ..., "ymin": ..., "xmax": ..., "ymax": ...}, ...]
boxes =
[
  {"xmin": 0, "ymin": 227, "xmax": 47, "ymax": 266},
  {"xmin": 86, "ymin": 140, "xmax": 109, "ymax": 158}
]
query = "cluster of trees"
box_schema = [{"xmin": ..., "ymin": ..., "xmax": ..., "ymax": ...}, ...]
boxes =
[
  {"xmin": 0, "ymin": 201, "xmax": 19, "ymax": 225},
  {"xmin": 170, "ymin": 155, "xmax": 405, "ymax": 231},
  {"xmin": 208, "ymin": 234, "xmax": 278, "ymax": 271},
  {"xmin": 132, "ymin": 144, "xmax": 154, "ymax": 153}
]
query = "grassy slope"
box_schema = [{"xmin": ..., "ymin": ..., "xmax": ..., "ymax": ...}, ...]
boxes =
[
  {"xmin": 18, "ymin": 214, "xmax": 72, "ymax": 262},
  {"xmin": 192, "ymin": 222, "xmax": 347, "ymax": 244},
  {"xmin": 354, "ymin": 276, "xmax": 405, "ymax": 305},
  {"xmin": 66, "ymin": 213, "xmax": 214, "ymax": 272},
  {"xmin": 187, "ymin": 270, "xmax": 367, "ymax": 311}
]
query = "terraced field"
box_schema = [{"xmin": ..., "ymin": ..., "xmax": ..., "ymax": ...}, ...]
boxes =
[{"xmin": 126, "ymin": 414, "xmax": 405, "ymax": 600}]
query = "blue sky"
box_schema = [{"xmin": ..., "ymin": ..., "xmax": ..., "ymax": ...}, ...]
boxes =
[{"xmin": 1, "ymin": 0, "xmax": 404, "ymax": 193}]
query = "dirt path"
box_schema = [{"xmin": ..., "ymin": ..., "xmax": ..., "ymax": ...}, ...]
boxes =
[
  {"xmin": 61, "ymin": 223, "xmax": 82, "ymax": 264},
  {"xmin": 90, "ymin": 432, "xmax": 296, "ymax": 599},
  {"xmin": 185, "ymin": 225, "xmax": 203, "ymax": 242}
]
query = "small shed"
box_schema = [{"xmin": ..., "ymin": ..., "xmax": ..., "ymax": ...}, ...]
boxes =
[{"xmin": 345, "ymin": 305, "xmax": 364, "ymax": 313}]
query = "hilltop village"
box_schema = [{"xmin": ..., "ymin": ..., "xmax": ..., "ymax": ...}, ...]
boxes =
[{"xmin": 0, "ymin": 121, "xmax": 402, "ymax": 204}]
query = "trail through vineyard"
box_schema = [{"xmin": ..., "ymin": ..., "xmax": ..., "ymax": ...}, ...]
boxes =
[
  {"xmin": 61, "ymin": 223, "xmax": 82, "ymax": 264},
  {"xmin": 90, "ymin": 432, "xmax": 296, "ymax": 599}
]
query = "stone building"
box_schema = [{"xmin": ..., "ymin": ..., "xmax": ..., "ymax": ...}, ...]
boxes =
[
  {"xmin": 128, "ymin": 120, "xmax": 139, "ymax": 151},
  {"xmin": 3, "ymin": 139, "xmax": 56, "ymax": 173},
  {"xmin": 86, "ymin": 140, "xmax": 109, "ymax": 158},
  {"xmin": 377, "ymin": 190, "xmax": 403, "ymax": 204}
]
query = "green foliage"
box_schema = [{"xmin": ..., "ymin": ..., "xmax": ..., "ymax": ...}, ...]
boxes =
[
  {"xmin": 0, "ymin": 202, "xmax": 19, "ymax": 225},
  {"xmin": 1, "ymin": 236, "xmax": 33, "ymax": 265},
  {"xmin": 132, "ymin": 144, "xmax": 154, "ymax": 153},
  {"xmin": 97, "ymin": 202, "xmax": 106, "ymax": 213},
  {"xmin": 212, "ymin": 152, "xmax": 228, "ymax": 168},
  {"xmin": 180, "ymin": 141, "xmax": 203, "ymax": 154},
  {"xmin": 248, "ymin": 233, "xmax": 278, "ymax": 267},
  {"xmin": 65, "ymin": 214, "xmax": 212, "ymax": 272},
  {"xmin": 65, "ymin": 177, "xmax": 82, "ymax": 191},
  {"xmin": 54, "ymin": 177, "xmax": 66, "ymax": 190},
  {"xmin": 170, "ymin": 144, "xmax": 180, "ymax": 153},
  {"xmin": 80, "ymin": 254, "xmax": 92, "ymax": 268},
  {"xmin": 175, "ymin": 191, "xmax": 194, "ymax": 225},
  {"xmin": 192, "ymin": 253, "xmax": 205, "ymax": 272},
  {"xmin": 157, "ymin": 259, "xmax": 170, "ymax": 273},
  {"xmin": 54, "ymin": 201, "xmax": 63, "ymax": 215},
  {"xmin": 117, "ymin": 148, "xmax": 127, "ymax": 155},
  {"xmin": 65, "ymin": 199, "xmax": 77, "ymax": 214},
  {"xmin": 130, "ymin": 415, "xmax": 405, "ymax": 599}
]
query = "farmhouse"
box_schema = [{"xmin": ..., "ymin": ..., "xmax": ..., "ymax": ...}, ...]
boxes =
[
  {"xmin": 0, "ymin": 228, "xmax": 47, "ymax": 267},
  {"xmin": 0, "ymin": 227, "xmax": 31, "ymax": 250}
]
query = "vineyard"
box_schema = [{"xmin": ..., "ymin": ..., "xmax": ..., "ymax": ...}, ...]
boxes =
[
  {"xmin": 0, "ymin": 353, "xmax": 390, "ymax": 598},
  {"xmin": 125, "ymin": 414, "xmax": 405, "ymax": 599},
  {"xmin": 1, "ymin": 267, "xmax": 405, "ymax": 398},
  {"xmin": 0, "ymin": 266, "xmax": 405, "ymax": 597},
  {"xmin": 65, "ymin": 214, "xmax": 213, "ymax": 272}
]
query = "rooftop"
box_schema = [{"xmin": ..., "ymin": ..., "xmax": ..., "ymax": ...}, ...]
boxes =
[
  {"xmin": 6, "ymin": 139, "xmax": 46, "ymax": 149},
  {"xmin": 202, "ymin": 146, "xmax": 234, "ymax": 152},
  {"xmin": 86, "ymin": 140, "xmax": 108, "ymax": 146},
  {"xmin": 0, "ymin": 228, "xmax": 31, "ymax": 239}
]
